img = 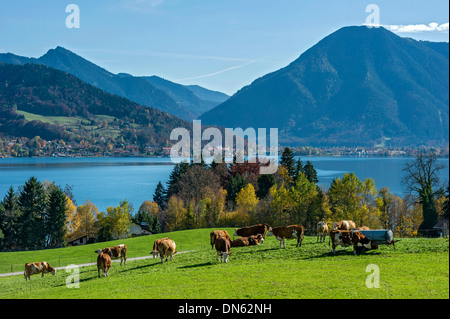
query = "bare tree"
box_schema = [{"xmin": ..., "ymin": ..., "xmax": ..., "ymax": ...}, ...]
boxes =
[{"xmin": 402, "ymin": 153, "xmax": 445, "ymax": 233}]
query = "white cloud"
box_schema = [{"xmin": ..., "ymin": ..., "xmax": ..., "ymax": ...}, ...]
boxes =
[{"xmin": 383, "ymin": 22, "xmax": 449, "ymax": 33}]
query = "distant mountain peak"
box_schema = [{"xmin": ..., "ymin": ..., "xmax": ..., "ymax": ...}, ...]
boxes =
[{"xmin": 200, "ymin": 26, "xmax": 449, "ymax": 147}]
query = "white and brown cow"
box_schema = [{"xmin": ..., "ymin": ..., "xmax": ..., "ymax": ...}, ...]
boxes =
[
  {"xmin": 24, "ymin": 261, "xmax": 56, "ymax": 280},
  {"xmin": 233, "ymin": 224, "xmax": 272, "ymax": 243},
  {"xmin": 329, "ymin": 229, "xmax": 378, "ymax": 254},
  {"xmin": 158, "ymin": 238, "xmax": 176, "ymax": 264},
  {"xmin": 97, "ymin": 249, "xmax": 112, "ymax": 277},
  {"xmin": 267, "ymin": 225, "xmax": 305, "ymax": 248},
  {"xmin": 332, "ymin": 220, "xmax": 357, "ymax": 231},
  {"xmin": 316, "ymin": 221, "xmax": 329, "ymax": 243},
  {"xmin": 215, "ymin": 236, "xmax": 231, "ymax": 263},
  {"xmin": 150, "ymin": 237, "xmax": 170, "ymax": 258},
  {"xmin": 95, "ymin": 244, "xmax": 127, "ymax": 265},
  {"xmin": 230, "ymin": 234, "xmax": 264, "ymax": 247},
  {"xmin": 210, "ymin": 230, "xmax": 232, "ymax": 250}
]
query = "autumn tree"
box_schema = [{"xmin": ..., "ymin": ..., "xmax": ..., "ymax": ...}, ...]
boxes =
[
  {"xmin": 76, "ymin": 200, "xmax": 98, "ymax": 240},
  {"xmin": 98, "ymin": 199, "xmax": 133, "ymax": 240},
  {"xmin": 64, "ymin": 196, "xmax": 79, "ymax": 241},
  {"xmin": 136, "ymin": 200, "xmax": 161, "ymax": 233},
  {"xmin": 328, "ymin": 173, "xmax": 378, "ymax": 227},
  {"xmin": 165, "ymin": 196, "xmax": 186, "ymax": 231}
]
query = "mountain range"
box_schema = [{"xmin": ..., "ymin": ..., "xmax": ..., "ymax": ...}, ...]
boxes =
[
  {"xmin": 0, "ymin": 47, "xmax": 229, "ymax": 121},
  {"xmin": 0, "ymin": 62, "xmax": 189, "ymax": 145},
  {"xmin": 1, "ymin": 26, "xmax": 448, "ymax": 148},
  {"xmin": 200, "ymin": 26, "xmax": 449, "ymax": 147}
]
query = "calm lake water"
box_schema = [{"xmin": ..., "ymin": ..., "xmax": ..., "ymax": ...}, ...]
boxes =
[{"xmin": 0, "ymin": 156, "xmax": 448, "ymax": 212}]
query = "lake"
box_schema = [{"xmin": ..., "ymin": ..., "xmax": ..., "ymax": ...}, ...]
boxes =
[{"xmin": 0, "ymin": 156, "xmax": 448, "ymax": 212}]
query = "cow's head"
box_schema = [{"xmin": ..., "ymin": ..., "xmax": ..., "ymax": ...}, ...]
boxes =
[
  {"xmin": 150, "ymin": 250, "xmax": 159, "ymax": 258},
  {"xmin": 233, "ymin": 228, "xmax": 238, "ymax": 236},
  {"xmin": 353, "ymin": 231, "xmax": 378, "ymax": 253},
  {"xmin": 253, "ymin": 234, "xmax": 264, "ymax": 245},
  {"xmin": 94, "ymin": 249, "xmax": 102, "ymax": 255},
  {"xmin": 102, "ymin": 248, "xmax": 112, "ymax": 257},
  {"xmin": 266, "ymin": 229, "xmax": 273, "ymax": 236},
  {"xmin": 256, "ymin": 233, "xmax": 264, "ymax": 244}
]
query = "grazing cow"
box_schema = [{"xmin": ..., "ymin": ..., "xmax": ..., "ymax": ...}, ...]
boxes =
[
  {"xmin": 94, "ymin": 244, "xmax": 127, "ymax": 265},
  {"xmin": 316, "ymin": 221, "xmax": 329, "ymax": 243},
  {"xmin": 332, "ymin": 220, "xmax": 357, "ymax": 230},
  {"xmin": 230, "ymin": 234, "xmax": 264, "ymax": 247},
  {"xmin": 97, "ymin": 250, "xmax": 112, "ymax": 277},
  {"xmin": 267, "ymin": 225, "xmax": 305, "ymax": 248},
  {"xmin": 150, "ymin": 237, "xmax": 170, "ymax": 258},
  {"xmin": 329, "ymin": 230, "xmax": 378, "ymax": 254},
  {"xmin": 158, "ymin": 238, "xmax": 176, "ymax": 264},
  {"xmin": 233, "ymin": 224, "xmax": 272, "ymax": 243},
  {"xmin": 215, "ymin": 236, "xmax": 231, "ymax": 263},
  {"xmin": 210, "ymin": 230, "xmax": 232, "ymax": 250},
  {"xmin": 24, "ymin": 262, "xmax": 56, "ymax": 281}
]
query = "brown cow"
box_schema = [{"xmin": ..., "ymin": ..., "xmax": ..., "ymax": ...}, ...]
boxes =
[
  {"xmin": 97, "ymin": 250, "xmax": 112, "ymax": 277},
  {"xmin": 210, "ymin": 230, "xmax": 232, "ymax": 249},
  {"xmin": 150, "ymin": 237, "xmax": 170, "ymax": 258},
  {"xmin": 215, "ymin": 236, "xmax": 231, "ymax": 263},
  {"xmin": 158, "ymin": 238, "xmax": 176, "ymax": 264},
  {"xmin": 230, "ymin": 234, "xmax": 264, "ymax": 247},
  {"xmin": 267, "ymin": 225, "xmax": 304, "ymax": 248},
  {"xmin": 95, "ymin": 244, "xmax": 127, "ymax": 265},
  {"xmin": 329, "ymin": 230, "xmax": 378, "ymax": 254},
  {"xmin": 233, "ymin": 224, "xmax": 272, "ymax": 243},
  {"xmin": 316, "ymin": 221, "xmax": 329, "ymax": 243},
  {"xmin": 24, "ymin": 262, "xmax": 56, "ymax": 281},
  {"xmin": 358, "ymin": 226, "xmax": 370, "ymax": 230},
  {"xmin": 332, "ymin": 220, "xmax": 357, "ymax": 230}
]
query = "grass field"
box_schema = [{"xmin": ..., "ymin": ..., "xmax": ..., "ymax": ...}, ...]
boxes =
[
  {"xmin": 0, "ymin": 228, "xmax": 448, "ymax": 299},
  {"xmin": 16, "ymin": 110, "xmax": 121, "ymax": 139}
]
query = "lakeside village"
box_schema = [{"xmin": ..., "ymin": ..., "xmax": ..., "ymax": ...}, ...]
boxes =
[{"xmin": 0, "ymin": 136, "xmax": 448, "ymax": 159}]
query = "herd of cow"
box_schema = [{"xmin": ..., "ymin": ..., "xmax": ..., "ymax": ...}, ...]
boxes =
[{"xmin": 23, "ymin": 220, "xmax": 380, "ymax": 280}]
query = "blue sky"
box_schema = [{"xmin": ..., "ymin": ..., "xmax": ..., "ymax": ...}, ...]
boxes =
[{"xmin": 0, "ymin": 0, "xmax": 448, "ymax": 95}]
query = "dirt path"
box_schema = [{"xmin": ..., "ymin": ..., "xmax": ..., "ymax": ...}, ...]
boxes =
[{"xmin": 0, "ymin": 250, "xmax": 193, "ymax": 278}]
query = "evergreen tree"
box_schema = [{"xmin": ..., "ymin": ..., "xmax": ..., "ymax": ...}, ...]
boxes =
[
  {"xmin": 17, "ymin": 177, "xmax": 47, "ymax": 248},
  {"xmin": 165, "ymin": 162, "xmax": 190, "ymax": 201},
  {"xmin": 153, "ymin": 181, "xmax": 167, "ymax": 209},
  {"xmin": 45, "ymin": 186, "xmax": 67, "ymax": 248},
  {"xmin": 257, "ymin": 174, "xmax": 276, "ymax": 199},
  {"xmin": 0, "ymin": 186, "xmax": 21, "ymax": 249},
  {"xmin": 303, "ymin": 161, "xmax": 319, "ymax": 184},
  {"xmin": 294, "ymin": 158, "xmax": 304, "ymax": 180},
  {"xmin": 226, "ymin": 174, "xmax": 247, "ymax": 204},
  {"xmin": 280, "ymin": 147, "xmax": 296, "ymax": 178}
]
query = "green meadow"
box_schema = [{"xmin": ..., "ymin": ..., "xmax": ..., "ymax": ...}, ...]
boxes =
[{"xmin": 0, "ymin": 229, "xmax": 448, "ymax": 299}]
